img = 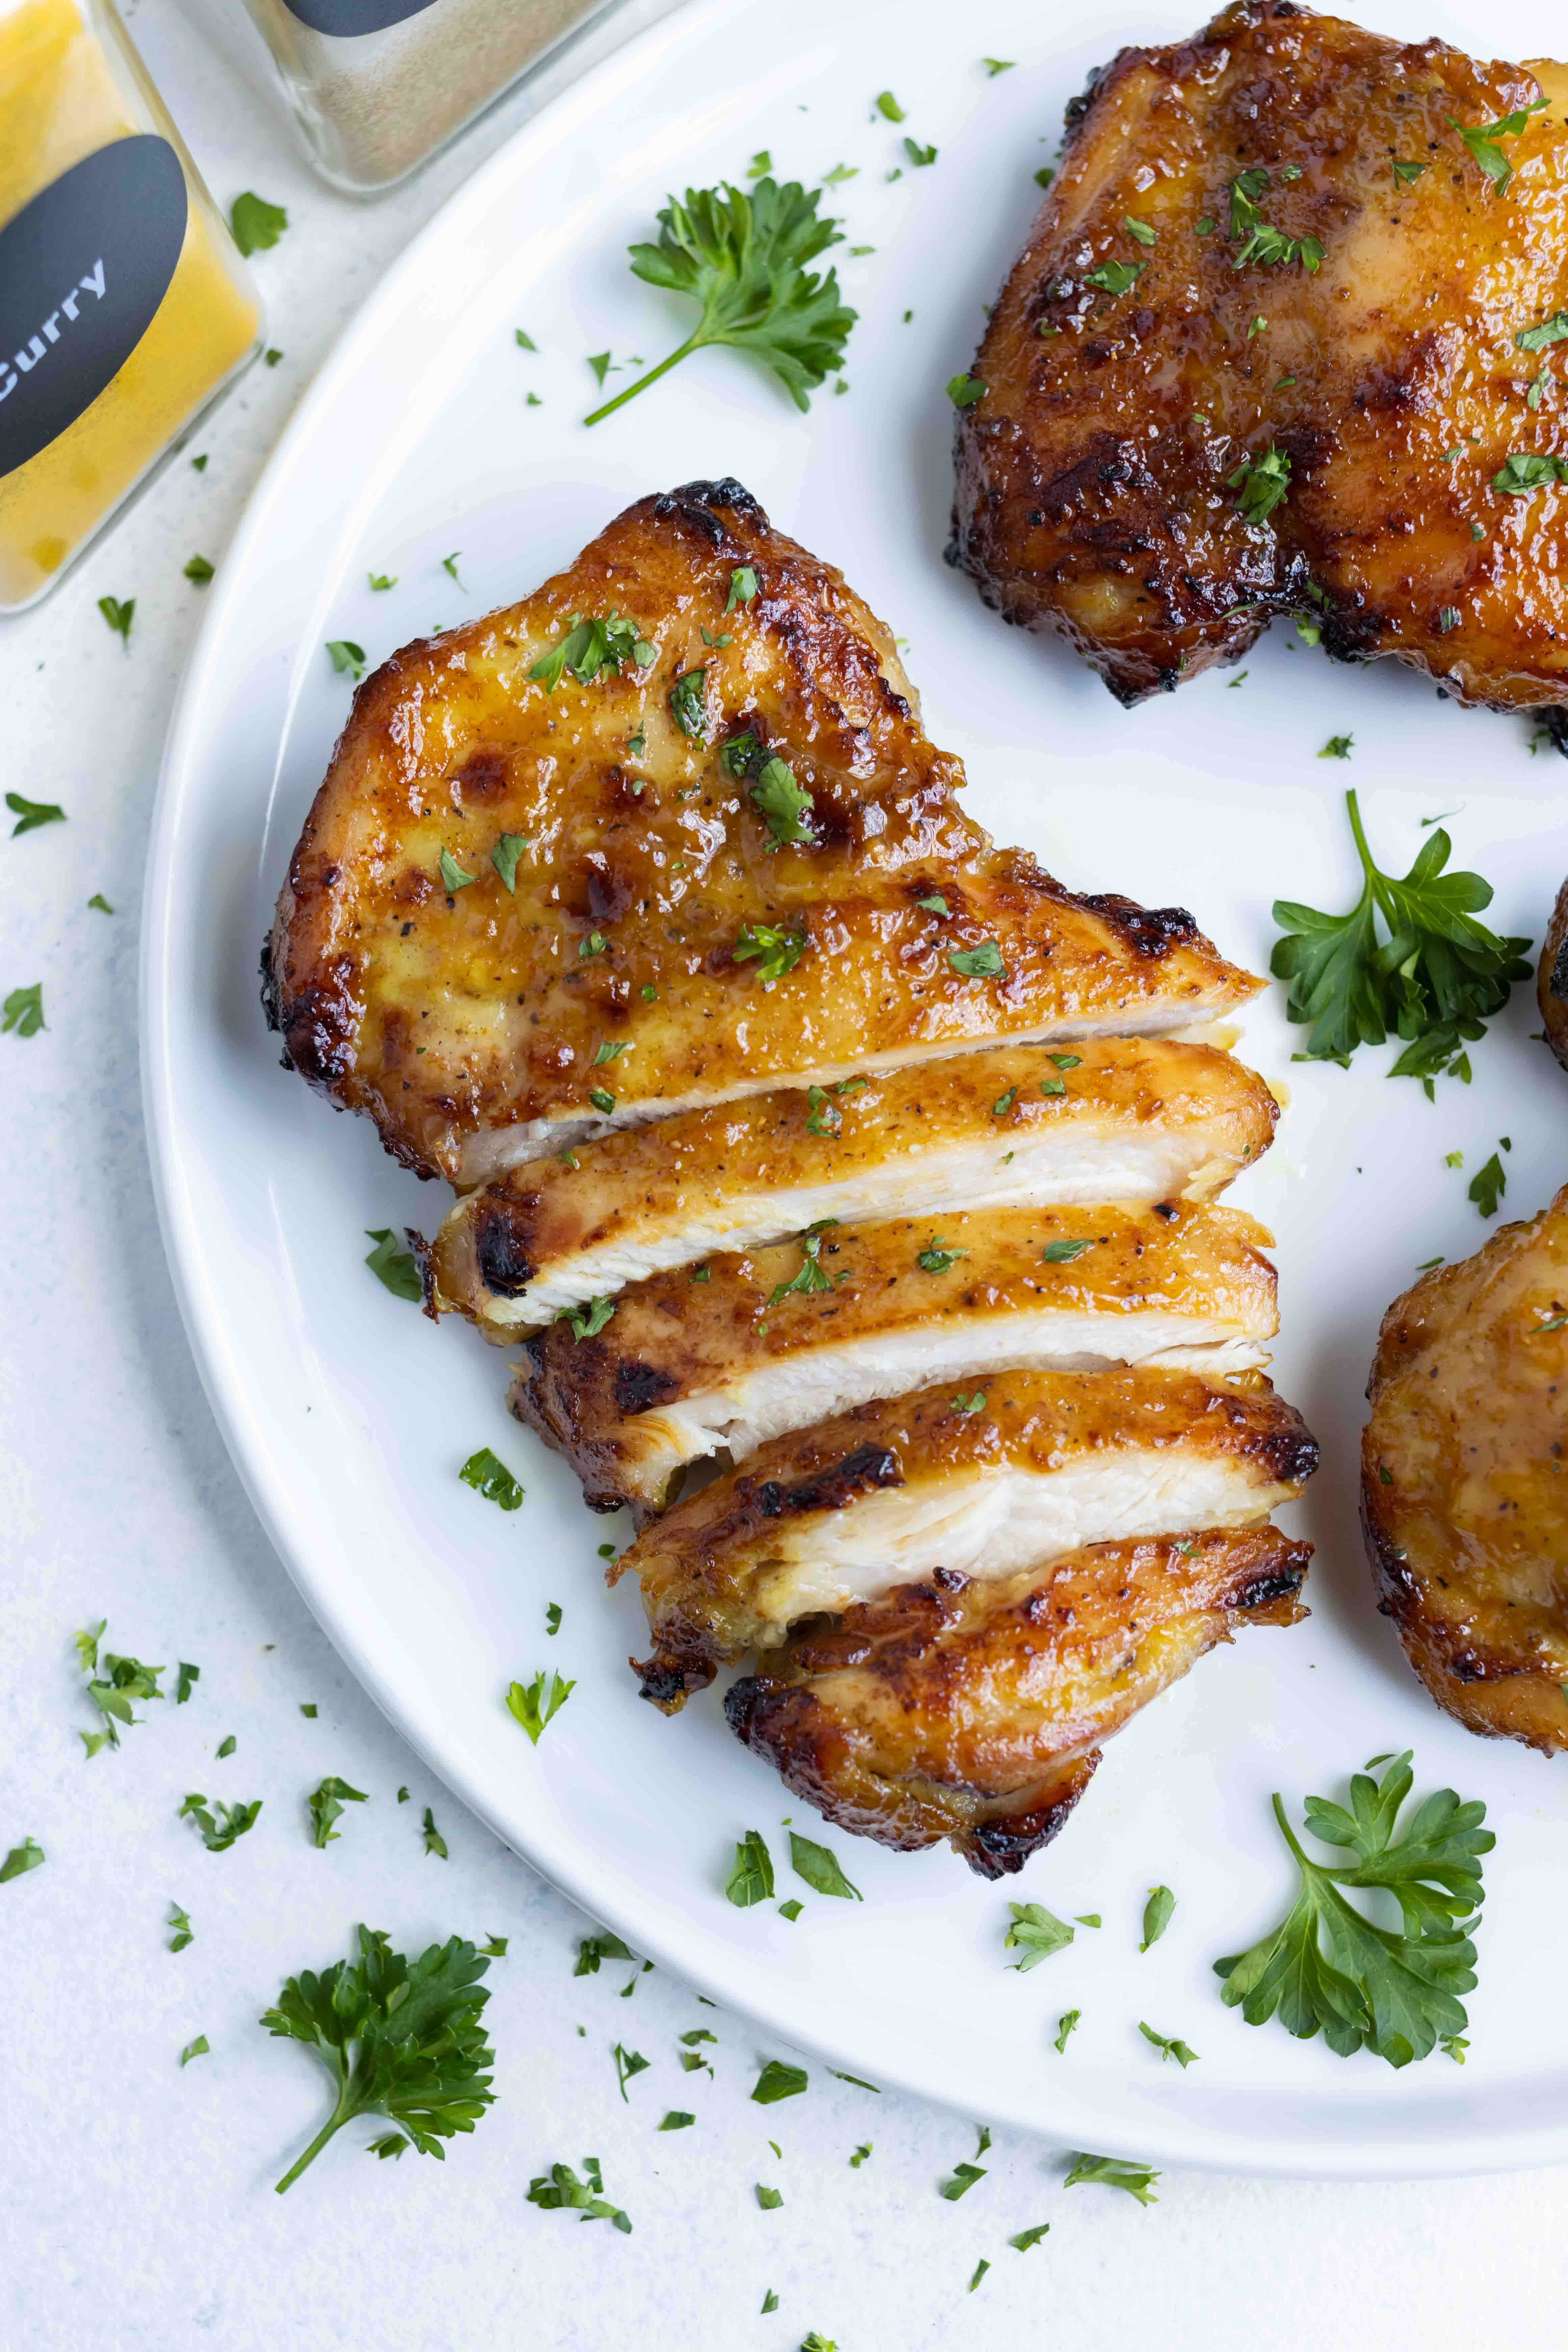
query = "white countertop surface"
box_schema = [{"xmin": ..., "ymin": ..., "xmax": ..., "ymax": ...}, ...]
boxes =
[{"xmin": 4, "ymin": 2, "xmax": 1568, "ymax": 2342}]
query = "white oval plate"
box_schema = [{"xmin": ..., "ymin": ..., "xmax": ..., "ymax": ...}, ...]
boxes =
[{"xmin": 142, "ymin": 0, "xmax": 1568, "ymax": 2175}]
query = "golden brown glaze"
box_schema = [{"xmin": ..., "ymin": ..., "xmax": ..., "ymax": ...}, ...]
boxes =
[
  {"xmin": 726, "ymin": 1526, "xmax": 1309, "ymax": 1874},
  {"xmin": 1362, "ymin": 1184, "xmax": 1568, "ymax": 1751},
  {"xmin": 950, "ymin": 2, "xmax": 1568, "ymax": 710},
  {"xmin": 513, "ymin": 1200, "xmax": 1278, "ymax": 1512},
  {"xmin": 619, "ymin": 1365, "xmax": 1317, "ymax": 1709},
  {"xmin": 1538, "ymin": 879, "xmax": 1568, "ymax": 1071},
  {"xmin": 426, "ymin": 1036, "xmax": 1278, "ymax": 1326},
  {"xmin": 265, "ymin": 479, "xmax": 1260, "ymax": 1183}
]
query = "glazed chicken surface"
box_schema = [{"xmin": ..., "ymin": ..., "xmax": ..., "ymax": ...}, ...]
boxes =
[
  {"xmin": 951, "ymin": 1, "xmax": 1568, "ymax": 712},
  {"xmin": 269, "ymin": 487, "xmax": 1316, "ymax": 1867},
  {"xmin": 1363, "ymin": 1183, "xmax": 1568, "ymax": 1753},
  {"xmin": 1539, "ymin": 877, "xmax": 1568, "ymax": 1070},
  {"xmin": 617, "ymin": 1367, "xmax": 1317, "ymax": 1711},
  {"xmin": 513, "ymin": 1200, "xmax": 1279, "ymax": 1513},
  {"xmin": 426, "ymin": 1036, "xmax": 1278, "ymax": 1329},
  {"xmin": 265, "ymin": 477, "xmax": 1257, "ymax": 1188},
  {"xmin": 727, "ymin": 1527, "xmax": 1309, "ymax": 1876}
]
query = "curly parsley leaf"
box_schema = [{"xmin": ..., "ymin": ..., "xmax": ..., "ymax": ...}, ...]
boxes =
[
  {"xmin": 1271, "ymin": 791, "xmax": 1530, "ymax": 1083},
  {"xmin": 1214, "ymin": 1749, "xmax": 1492, "ymax": 2067},
  {"xmin": 505, "ymin": 1671, "xmax": 575, "ymax": 1745},
  {"xmin": 263, "ymin": 1925, "xmax": 494, "ymax": 2192},
  {"xmin": 308, "ymin": 1776, "xmax": 368, "ymax": 1848},
  {"xmin": 459, "ymin": 1447, "xmax": 524, "ymax": 1511},
  {"xmin": 1064, "ymin": 2152, "xmax": 1160, "ymax": 2204},
  {"xmin": 586, "ymin": 177, "xmax": 855, "ymax": 424}
]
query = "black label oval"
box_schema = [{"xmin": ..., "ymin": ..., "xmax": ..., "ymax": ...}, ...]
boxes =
[
  {"xmin": 0, "ymin": 137, "xmax": 189, "ymax": 481},
  {"xmin": 280, "ymin": 0, "xmax": 438, "ymax": 34}
]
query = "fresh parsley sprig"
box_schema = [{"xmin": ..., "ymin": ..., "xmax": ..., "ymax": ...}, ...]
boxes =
[
  {"xmin": 1215, "ymin": 1750, "xmax": 1492, "ymax": 2067},
  {"xmin": 1271, "ymin": 792, "xmax": 1530, "ymax": 1087},
  {"xmin": 263, "ymin": 1926, "xmax": 495, "ymax": 2191},
  {"xmin": 585, "ymin": 178, "xmax": 856, "ymax": 425}
]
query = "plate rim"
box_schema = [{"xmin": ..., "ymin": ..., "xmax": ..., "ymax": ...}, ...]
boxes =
[{"xmin": 138, "ymin": 0, "xmax": 1568, "ymax": 2181}]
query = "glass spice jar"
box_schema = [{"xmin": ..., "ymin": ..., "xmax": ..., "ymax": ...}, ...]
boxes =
[
  {"xmin": 0, "ymin": 0, "xmax": 263, "ymax": 613},
  {"xmin": 236, "ymin": 0, "xmax": 625, "ymax": 197}
]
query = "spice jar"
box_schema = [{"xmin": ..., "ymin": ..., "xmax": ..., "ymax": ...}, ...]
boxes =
[
  {"xmin": 0, "ymin": 0, "xmax": 263, "ymax": 613},
  {"xmin": 237, "ymin": 0, "xmax": 624, "ymax": 197}
]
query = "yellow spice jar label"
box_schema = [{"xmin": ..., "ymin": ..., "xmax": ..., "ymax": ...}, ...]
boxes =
[{"xmin": 0, "ymin": 0, "xmax": 260, "ymax": 610}]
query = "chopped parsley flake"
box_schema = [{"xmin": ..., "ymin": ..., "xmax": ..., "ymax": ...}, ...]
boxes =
[
  {"xmin": 459, "ymin": 1448, "xmax": 524, "ymax": 1510},
  {"xmin": 505, "ymin": 1672, "xmax": 575, "ymax": 1744},
  {"xmin": 558, "ymin": 1295, "xmax": 616, "ymax": 1341},
  {"xmin": 734, "ymin": 922, "xmax": 805, "ymax": 986},
  {"xmin": 948, "ymin": 939, "xmax": 1005, "ymax": 978}
]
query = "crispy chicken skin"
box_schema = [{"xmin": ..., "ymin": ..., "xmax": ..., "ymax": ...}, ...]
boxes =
[
  {"xmin": 618, "ymin": 1366, "xmax": 1317, "ymax": 1709},
  {"xmin": 1539, "ymin": 879, "xmax": 1568, "ymax": 1072},
  {"xmin": 1362, "ymin": 1184, "xmax": 1568, "ymax": 1754},
  {"xmin": 950, "ymin": 2, "xmax": 1568, "ymax": 710},
  {"xmin": 426, "ymin": 1036, "xmax": 1278, "ymax": 1327},
  {"xmin": 514, "ymin": 1200, "xmax": 1279, "ymax": 1513},
  {"xmin": 726, "ymin": 1527, "xmax": 1309, "ymax": 1874},
  {"xmin": 264, "ymin": 479, "xmax": 1260, "ymax": 1184}
]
